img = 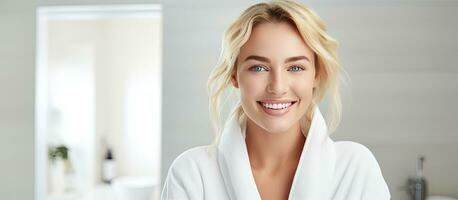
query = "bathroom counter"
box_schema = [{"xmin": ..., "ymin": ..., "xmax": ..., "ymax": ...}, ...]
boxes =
[
  {"xmin": 47, "ymin": 184, "xmax": 114, "ymax": 200},
  {"xmin": 47, "ymin": 184, "xmax": 159, "ymax": 200}
]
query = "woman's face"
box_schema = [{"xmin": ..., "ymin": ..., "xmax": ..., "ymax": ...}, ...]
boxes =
[{"xmin": 232, "ymin": 22, "xmax": 318, "ymax": 134}]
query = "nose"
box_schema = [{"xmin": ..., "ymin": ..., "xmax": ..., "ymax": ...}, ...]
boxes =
[{"xmin": 266, "ymin": 70, "xmax": 287, "ymax": 95}]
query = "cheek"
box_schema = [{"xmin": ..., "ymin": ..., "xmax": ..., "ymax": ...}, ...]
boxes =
[
  {"xmin": 295, "ymin": 81, "xmax": 314, "ymax": 96},
  {"xmin": 238, "ymin": 74, "xmax": 266, "ymax": 99},
  {"xmin": 292, "ymin": 77, "xmax": 315, "ymax": 102}
]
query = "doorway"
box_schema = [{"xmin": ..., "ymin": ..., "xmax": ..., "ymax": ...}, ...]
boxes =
[{"xmin": 36, "ymin": 4, "xmax": 162, "ymax": 200}]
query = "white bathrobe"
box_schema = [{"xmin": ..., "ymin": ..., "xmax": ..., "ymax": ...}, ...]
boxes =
[{"xmin": 161, "ymin": 106, "xmax": 391, "ymax": 200}]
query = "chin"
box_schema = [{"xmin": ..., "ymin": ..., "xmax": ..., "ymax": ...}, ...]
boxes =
[{"xmin": 260, "ymin": 122, "xmax": 294, "ymax": 134}]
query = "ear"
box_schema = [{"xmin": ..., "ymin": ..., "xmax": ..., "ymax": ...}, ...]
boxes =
[{"xmin": 231, "ymin": 73, "xmax": 239, "ymax": 88}]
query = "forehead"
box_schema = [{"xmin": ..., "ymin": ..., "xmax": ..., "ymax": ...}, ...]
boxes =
[{"xmin": 238, "ymin": 22, "xmax": 314, "ymax": 62}]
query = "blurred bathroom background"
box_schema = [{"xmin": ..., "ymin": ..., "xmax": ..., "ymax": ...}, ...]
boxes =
[{"xmin": 0, "ymin": 0, "xmax": 457, "ymax": 200}]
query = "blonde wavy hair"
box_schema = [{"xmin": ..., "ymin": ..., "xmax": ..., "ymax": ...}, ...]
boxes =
[{"xmin": 207, "ymin": 0, "xmax": 345, "ymax": 151}]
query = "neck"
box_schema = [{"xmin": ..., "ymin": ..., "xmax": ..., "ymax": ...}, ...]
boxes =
[{"xmin": 245, "ymin": 118, "xmax": 307, "ymax": 172}]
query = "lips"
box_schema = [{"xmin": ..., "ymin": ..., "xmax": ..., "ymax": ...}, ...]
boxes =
[
  {"xmin": 256, "ymin": 100, "xmax": 298, "ymax": 116},
  {"xmin": 256, "ymin": 100, "xmax": 298, "ymax": 110},
  {"xmin": 257, "ymin": 101, "xmax": 296, "ymax": 109}
]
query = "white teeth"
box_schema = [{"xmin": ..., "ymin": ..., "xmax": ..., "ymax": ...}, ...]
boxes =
[{"xmin": 261, "ymin": 102, "xmax": 293, "ymax": 110}]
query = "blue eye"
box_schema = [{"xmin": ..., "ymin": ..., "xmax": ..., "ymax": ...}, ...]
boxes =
[
  {"xmin": 250, "ymin": 65, "xmax": 267, "ymax": 72},
  {"xmin": 289, "ymin": 65, "xmax": 304, "ymax": 72}
]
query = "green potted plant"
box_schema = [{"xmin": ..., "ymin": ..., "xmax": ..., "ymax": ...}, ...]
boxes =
[
  {"xmin": 48, "ymin": 145, "xmax": 72, "ymax": 194},
  {"xmin": 48, "ymin": 145, "xmax": 69, "ymax": 162}
]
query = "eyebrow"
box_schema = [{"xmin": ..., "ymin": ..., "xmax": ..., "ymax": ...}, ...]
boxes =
[{"xmin": 243, "ymin": 55, "xmax": 310, "ymax": 63}]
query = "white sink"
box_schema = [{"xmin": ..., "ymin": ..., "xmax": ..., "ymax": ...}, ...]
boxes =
[{"xmin": 112, "ymin": 176, "xmax": 159, "ymax": 200}]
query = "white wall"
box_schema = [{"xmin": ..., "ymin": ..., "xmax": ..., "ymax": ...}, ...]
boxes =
[
  {"xmin": 319, "ymin": 4, "xmax": 458, "ymax": 199},
  {"xmin": 90, "ymin": 17, "xmax": 161, "ymax": 179},
  {"xmin": 0, "ymin": 0, "xmax": 36, "ymax": 199}
]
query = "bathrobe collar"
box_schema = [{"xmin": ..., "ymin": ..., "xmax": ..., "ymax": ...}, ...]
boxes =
[{"xmin": 217, "ymin": 106, "xmax": 336, "ymax": 200}]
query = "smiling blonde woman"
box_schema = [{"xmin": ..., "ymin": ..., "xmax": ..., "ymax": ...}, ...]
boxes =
[{"xmin": 161, "ymin": 0, "xmax": 390, "ymax": 199}]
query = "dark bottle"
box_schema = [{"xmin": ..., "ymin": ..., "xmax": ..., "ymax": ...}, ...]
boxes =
[
  {"xmin": 102, "ymin": 148, "xmax": 116, "ymax": 184},
  {"xmin": 407, "ymin": 156, "xmax": 427, "ymax": 200}
]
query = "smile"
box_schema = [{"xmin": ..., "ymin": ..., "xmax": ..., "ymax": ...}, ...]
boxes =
[
  {"xmin": 258, "ymin": 101, "xmax": 296, "ymax": 110},
  {"xmin": 256, "ymin": 100, "xmax": 298, "ymax": 116}
]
